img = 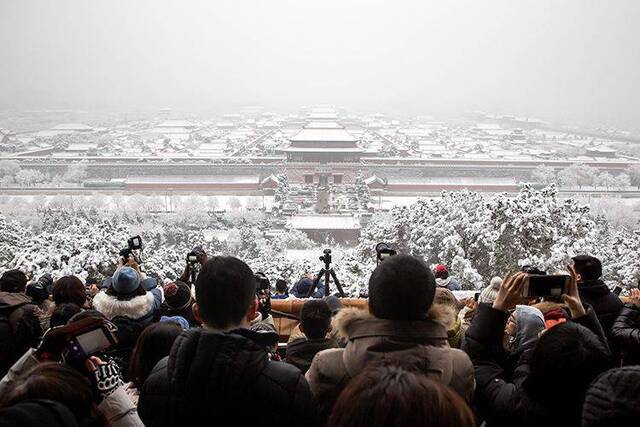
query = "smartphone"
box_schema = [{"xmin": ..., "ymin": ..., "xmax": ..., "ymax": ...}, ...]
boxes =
[
  {"xmin": 613, "ymin": 285, "xmax": 623, "ymax": 296},
  {"xmin": 474, "ymin": 292, "xmax": 480, "ymax": 302},
  {"xmin": 522, "ymin": 274, "xmax": 570, "ymax": 297}
]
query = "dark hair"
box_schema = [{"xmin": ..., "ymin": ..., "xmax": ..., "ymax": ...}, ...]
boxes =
[
  {"xmin": 128, "ymin": 322, "xmax": 182, "ymax": 389},
  {"xmin": 525, "ymin": 322, "xmax": 612, "ymax": 419},
  {"xmin": 52, "ymin": 276, "xmax": 87, "ymax": 307},
  {"xmin": 0, "ymin": 363, "xmax": 107, "ymax": 427},
  {"xmin": 275, "ymin": 279, "xmax": 288, "ymax": 294},
  {"xmin": 49, "ymin": 303, "xmax": 82, "ymax": 328},
  {"xmin": 572, "ymin": 255, "xmax": 602, "ymax": 281},
  {"xmin": 434, "ymin": 269, "xmax": 449, "ymax": 280},
  {"xmin": 0, "ymin": 269, "xmax": 27, "ymax": 293},
  {"xmin": 195, "ymin": 256, "xmax": 255, "ymax": 329},
  {"xmin": 368, "ymin": 255, "xmax": 435, "ymax": 320},
  {"xmin": 583, "ymin": 366, "xmax": 640, "ymax": 427},
  {"xmin": 328, "ymin": 363, "xmax": 475, "ymax": 427},
  {"xmin": 300, "ymin": 299, "xmax": 332, "ymax": 340}
]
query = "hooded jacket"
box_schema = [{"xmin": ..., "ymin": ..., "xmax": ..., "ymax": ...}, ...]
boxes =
[
  {"xmin": 0, "ymin": 292, "xmax": 41, "ymax": 377},
  {"xmin": 305, "ymin": 305, "xmax": 474, "ymax": 421},
  {"xmin": 138, "ymin": 328, "xmax": 319, "ymax": 427},
  {"xmin": 462, "ymin": 303, "xmax": 608, "ymax": 427},
  {"xmin": 435, "ymin": 277, "xmax": 462, "ymax": 291}
]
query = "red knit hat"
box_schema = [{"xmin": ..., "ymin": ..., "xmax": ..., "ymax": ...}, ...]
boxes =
[{"xmin": 435, "ymin": 264, "xmax": 448, "ymax": 274}]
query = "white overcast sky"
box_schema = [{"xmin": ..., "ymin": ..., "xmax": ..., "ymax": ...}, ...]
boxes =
[{"xmin": 1, "ymin": 0, "xmax": 638, "ymax": 128}]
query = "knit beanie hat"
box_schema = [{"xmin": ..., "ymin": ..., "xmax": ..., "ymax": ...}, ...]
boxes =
[
  {"xmin": 583, "ymin": 366, "xmax": 640, "ymax": 427},
  {"xmin": 160, "ymin": 315, "xmax": 190, "ymax": 331},
  {"xmin": 478, "ymin": 277, "xmax": 502, "ymax": 304},
  {"xmin": 111, "ymin": 267, "xmax": 141, "ymax": 295},
  {"xmin": 163, "ymin": 281, "xmax": 192, "ymax": 310},
  {"xmin": 0, "ymin": 269, "xmax": 27, "ymax": 293}
]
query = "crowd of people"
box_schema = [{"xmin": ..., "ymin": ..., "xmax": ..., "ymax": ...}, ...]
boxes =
[{"xmin": 0, "ymin": 249, "xmax": 639, "ymax": 426}]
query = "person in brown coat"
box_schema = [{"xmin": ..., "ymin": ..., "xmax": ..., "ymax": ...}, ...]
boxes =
[{"xmin": 305, "ymin": 255, "xmax": 475, "ymax": 421}]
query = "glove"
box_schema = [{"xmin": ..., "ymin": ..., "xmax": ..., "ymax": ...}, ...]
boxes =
[{"xmin": 93, "ymin": 361, "xmax": 123, "ymax": 400}]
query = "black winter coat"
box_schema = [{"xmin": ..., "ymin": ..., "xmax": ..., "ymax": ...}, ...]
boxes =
[
  {"xmin": 579, "ymin": 279, "xmax": 622, "ymax": 336},
  {"xmin": 461, "ymin": 303, "xmax": 608, "ymax": 427},
  {"xmin": 138, "ymin": 327, "xmax": 319, "ymax": 427},
  {"xmin": 611, "ymin": 303, "xmax": 640, "ymax": 365}
]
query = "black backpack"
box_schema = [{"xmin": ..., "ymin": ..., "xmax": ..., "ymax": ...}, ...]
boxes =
[{"xmin": 0, "ymin": 302, "xmax": 40, "ymax": 377}]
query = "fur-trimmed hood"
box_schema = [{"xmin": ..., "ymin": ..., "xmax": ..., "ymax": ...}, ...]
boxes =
[
  {"xmin": 335, "ymin": 303, "xmax": 452, "ymax": 340},
  {"xmin": 92, "ymin": 291, "xmax": 156, "ymax": 320}
]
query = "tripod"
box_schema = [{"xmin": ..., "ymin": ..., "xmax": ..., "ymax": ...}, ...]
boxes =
[{"xmin": 306, "ymin": 263, "xmax": 346, "ymax": 298}]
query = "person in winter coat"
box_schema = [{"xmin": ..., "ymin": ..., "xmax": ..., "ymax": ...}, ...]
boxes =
[
  {"xmin": 306, "ymin": 255, "xmax": 474, "ymax": 423},
  {"xmin": 0, "ymin": 399, "xmax": 80, "ymax": 427},
  {"xmin": 153, "ymin": 281, "xmax": 198, "ymax": 327},
  {"xmin": 582, "ymin": 366, "xmax": 640, "ymax": 427},
  {"xmin": 0, "ymin": 269, "xmax": 42, "ymax": 378},
  {"xmin": 434, "ymin": 264, "xmax": 462, "ymax": 291},
  {"xmin": 286, "ymin": 299, "xmax": 339, "ymax": 374},
  {"xmin": 573, "ymin": 255, "xmax": 622, "ymax": 336},
  {"xmin": 0, "ymin": 359, "xmax": 143, "ymax": 427},
  {"xmin": 461, "ymin": 268, "xmax": 613, "ymax": 427},
  {"xmin": 138, "ymin": 256, "xmax": 319, "ymax": 427},
  {"xmin": 291, "ymin": 274, "xmax": 326, "ymax": 298},
  {"xmin": 92, "ymin": 266, "xmax": 163, "ymax": 375},
  {"xmin": 611, "ymin": 287, "xmax": 640, "ymax": 365}
]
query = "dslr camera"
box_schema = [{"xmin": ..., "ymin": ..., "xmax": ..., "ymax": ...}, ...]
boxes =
[
  {"xmin": 320, "ymin": 249, "xmax": 332, "ymax": 267},
  {"xmin": 375, "ymin": 242, "xmax": 397, "ymax": 265},
  {"xmin": 186, "ymin": 245, "xmax": 205, "ymax": 265},
  {"xmin": 119, "ymin": 235, "xmax": 143, "ymax": 264}
]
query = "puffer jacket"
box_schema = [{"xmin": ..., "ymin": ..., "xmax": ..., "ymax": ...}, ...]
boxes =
[
  {"xmin": 611, "ymin": 302, "xmax": 640, "ymax": 365},
  {"xmin": 305, "ymin": 305, "xmax": 475, "ymax": 421},
  {"xmin": 138, "ymin": 328, "xmax": 319, "ymax": 427},
  {"xmin": 462, "ymin": 303, "xmax": 608, "ymax": 427}
]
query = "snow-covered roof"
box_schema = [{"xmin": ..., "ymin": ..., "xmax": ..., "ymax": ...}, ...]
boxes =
[
  {"xmin": 127, "ymin": 175, "xmax": 260, "ymax": 184},
  {"xmin": 65, "ymin": 143, "xmax": 97, "ymax": 151},
  {"xmin": 305, "ymin": 121, "xmax": 343, "ymax": 129},
  {"xmin": 290, "ymin": 128, "xmax": 359, "ymax": 143},
  {"xmin": 282, "ymin": 147, "xmax": 364, "ymax": 153},
  {"xmin": 51, "ymin": 123, "xmax": 94, "ymax": 131},
  {"xmin": 156, "ymin": 120, "xmax": 196, "ymax": 129},
  {"xmin": 290, "ymin": 215, "xmax": 361, "ymax": 230}
]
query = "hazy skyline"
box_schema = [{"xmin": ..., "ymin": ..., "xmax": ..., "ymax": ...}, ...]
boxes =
[{"xmin": 1, "ymin": 0, "xmax": 639, "ymax": 129}]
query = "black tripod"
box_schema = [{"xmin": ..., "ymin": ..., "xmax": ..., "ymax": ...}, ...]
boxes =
[{"xmin": 306, "ymin": 249, "xmax": 346, "ymax": 298}]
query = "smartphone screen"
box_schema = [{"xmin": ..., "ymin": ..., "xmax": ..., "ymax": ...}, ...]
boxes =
[
  {"xmin": 474, "ymin": 292, "xmax": 480, "ymax": 302},
  {"xmin": 524, "ymin": 275, "xmax": 570, "ymax": 297},
  {"xmin": 75, "ymin": 328, "xmax": 113, "ymax": 355}
]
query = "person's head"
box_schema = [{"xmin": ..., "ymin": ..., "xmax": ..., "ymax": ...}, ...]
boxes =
[
  {"xmin": 503, "ymin": 305, "xmax": 545, "ymax": 353},
  {"xmin": 524, "ymin": 322, "xmax": 612, "ymax": 417},
  {"xmin": 194, "ymin": 256, "xmax": 257, "ymax": 330},
  {"xmin": 328, "ymin": 363, "xmax": 475, "ymax": 427},
  {"xmin": 434, "ymin": 264, "xmax": 449, "ymax": 279},
  {"xmin": 300, "ymin": 299, "xmax": 332, "ymax": 340},
  {"xmin": 49, "ymin": 303, "xmax": 82, "ymax": 328},
  {"xmin": 572, "ymin": 255, "xmax": 602, "ymax": 282},
  {"xmin": 434, "ymin": 287, "xmax": 460, "ymax": 309},
  {"xmin": 368, "ymin": 255, "xmax": 436, "ymax": 320},
  {"xmin": 52, "ymin": 276, "xmax": 87, "ymax": 307},
  {"xmin": 582, "ymin": 366, "xmax": 640, "ymax": 427},
  {"xmin": 107, "ymin": 267, "xmax": 145, "ymax": 300},
  {"xmin": 324, "ymin": 295, "xmax": 344, "ymax": 315},
  {"xmin": 26, "ymin": 281, "xmax": 50, "ymax": 305},
  {"xmin": 129, "ymin": 322, "xmax": 182, "ymax": 389},
  {"xmin": 275, "ymin": 279, "xmax": 288, "ymax": 295},
  {"xmin": 0, "ymin": 363, "xmax": 107, "ymax": 427},
  {"xmin": 0, "ymin": 269, "xmax": 27, "ymax": 293},
  {"xmin": 163, "ymin": 281, "xmax": 193, "ymax": 311},
  {"xmin": 0, "ymin": 400, "xmax": 80, "ymax": 427}
]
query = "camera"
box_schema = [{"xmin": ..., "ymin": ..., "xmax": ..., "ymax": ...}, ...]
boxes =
[
  {"xmin": 375, "ymin": 242, "xmax": 397, "ymax": 265},
  {"xmin": 120, "ymin": 235, "xmax": 143, "ymax": 264},
  {"xmin": 254, "ymin": 272, "xmax": 271, "ymax": 319},
  {"xmin": 186, "ymin": 246, "xmax": 204, "ymax": 265},
  {"xmin": 320, "ymin": 249, "xmax": 332, "ymax": 266}
]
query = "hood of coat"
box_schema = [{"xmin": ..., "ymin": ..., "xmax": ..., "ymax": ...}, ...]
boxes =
[
  {"xmin": 335, "ymin": 305, "xmax": 453, "ymax": 378},
  {"xmin": 435, "ymin": 277, "xmax": 452, "ymax": 287},
  {"xmin": 0, "ymin": 291, "xmax": 32, "ymax": 310},
  {"xmin": 167, "ymin": 328, "xmax": 269, "ymax": 406},
  {"xmin": 507, "ymin": 305, "xmax": 545, "ymax": 354},
  {"xmin": 92, "ymin": 291, "xmax": 155, "ymax": 320}
]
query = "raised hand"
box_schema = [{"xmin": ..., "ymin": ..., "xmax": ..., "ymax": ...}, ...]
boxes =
[
  {"xmin": 492, "ymin": 272, "xmax": 527, "ymax": 312},
  {"xmin": 561, "ymin": 264, "xmax": 586, "ymax": 318}
]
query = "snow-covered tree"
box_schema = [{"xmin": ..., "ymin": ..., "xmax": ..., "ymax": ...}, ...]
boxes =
[
  {"xmin": 14, "ymin": 169, "xmax": 47, "ymax": 187},
  {"xmin": 530, "ymin": 165, "xmax": 556, "ymax": 186}
]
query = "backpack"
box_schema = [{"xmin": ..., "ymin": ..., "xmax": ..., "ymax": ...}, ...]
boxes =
[{"xmin": 0, "ymin": 302, "xmax": 38, "ymax": 377}]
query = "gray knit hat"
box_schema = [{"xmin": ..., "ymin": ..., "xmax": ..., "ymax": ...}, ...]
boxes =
[{"xmin": 582, "ymin": 366, "xmax": 640, "ymax": 427}]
